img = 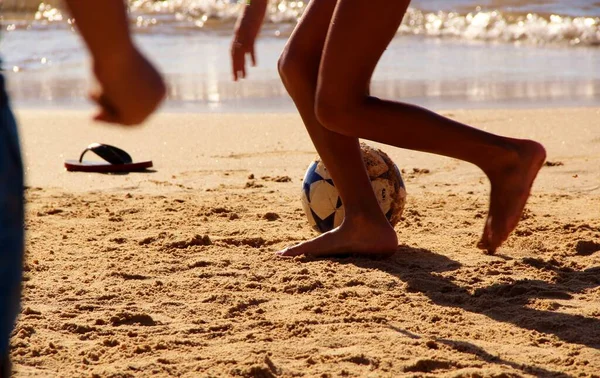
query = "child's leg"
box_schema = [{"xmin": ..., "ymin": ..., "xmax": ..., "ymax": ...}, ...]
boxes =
[
  {"xmin": 284, "ymin": 0, "xmax": 546, "ymax": 256},
  {"xmin": 278, "ymin": 0, "xmax": 398, "ymax": 257}
]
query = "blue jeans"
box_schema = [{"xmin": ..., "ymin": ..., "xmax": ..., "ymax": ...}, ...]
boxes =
[{"xmin": 0, "ymin": 76, "xmax": 24, "ymax": 358}]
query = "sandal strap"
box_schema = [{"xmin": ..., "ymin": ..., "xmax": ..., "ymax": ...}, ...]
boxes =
[{"xmin": 79, "ymin": 143, "xmax": 133, "ymax": 165}]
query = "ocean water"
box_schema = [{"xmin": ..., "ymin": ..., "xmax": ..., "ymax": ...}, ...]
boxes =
[{"xmin": 1, "ymin": 0, "xmax": 599, "ymax": 111}]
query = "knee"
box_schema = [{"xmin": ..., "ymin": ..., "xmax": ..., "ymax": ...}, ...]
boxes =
[
  {"xmin": 314, "ymin": 93, "xmax": 361, "ymax": 134},
  {"xmin": 277, "ymin": 46, "xmax": 317, "ymax": 92},
  {"xmin": 276, "ymin": 49, "xmax": 292, "ymax": 84}
]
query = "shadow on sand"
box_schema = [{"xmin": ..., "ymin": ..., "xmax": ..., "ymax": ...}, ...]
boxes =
[{"xmin": 309, "ymin": 245, "xmax": 599, "ymax": 377}]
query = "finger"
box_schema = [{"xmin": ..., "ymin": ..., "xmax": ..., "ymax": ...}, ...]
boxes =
[
  {"xmin": 250, "ymin": 49, "xmax": 256, "ymax": 67},
  {"xmin": 232, "ymin": 47, "xmax": 247, "ymax": 81},
  {"xmin": 477, "ymin": 216, "xmax": 496, "ymax": 255},
  {"xmin": 93, "ymin": 110, "xmax": 120, "ymax": 124},
  {"xmin": 232, "ymin": 55, "xmax": 239, "ymax": 81},
  {"xmin": 234, "ymin": 69, "xmax": 244, "ymax": 80},
  {"xmin": 90, "ymin": 92, "xmax": 120, "ymax": 123},
  {"xmin": 88, "ymin": 91, "xmax": 102, "ymax": 105},
  {"xmin": 89, "ymin": 91, "xmax": 119, "ymax": 118}
]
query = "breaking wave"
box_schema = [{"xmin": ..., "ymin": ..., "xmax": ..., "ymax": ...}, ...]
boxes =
[{"xmin": 5, "ymin": 1, "xmax": 600, "ymax": 47}]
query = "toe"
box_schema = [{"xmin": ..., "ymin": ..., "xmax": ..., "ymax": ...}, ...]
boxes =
[
  {"xmin": 277, "ymin": 247, "xmax": 302, "ymax": 257},
  {"xmin": 477, "ymin": 239, "xmax": 496, "ymax": 255},
  {"xmin": 477, "ymin": 217, "xmax": 493, "ymax": 251}
]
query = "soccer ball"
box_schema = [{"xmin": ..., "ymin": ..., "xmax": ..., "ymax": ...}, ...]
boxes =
[{"xmin": 301, "ymin": 143, "xmax": 407, "ymax": 233}]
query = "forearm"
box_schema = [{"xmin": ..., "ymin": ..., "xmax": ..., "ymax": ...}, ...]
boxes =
[
  {"xmin": 234, "ymin": 0, "xmax": 268, "ymax": 43},
  {"xmin": 63, "ymin": 0, "xmax": 135, "ymax": 64}
]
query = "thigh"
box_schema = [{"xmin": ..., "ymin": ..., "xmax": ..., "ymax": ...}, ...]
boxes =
[
  {"xmin": 282, "ymin": 0, "xmax": 338, "ymax": 62},
  {"xmin": 0, "ymin": 101, "xmax": 24, "ymax": 356},
  {"xmin": 317, "ymin": 0, "xmax": 411, "ymax": 102}
]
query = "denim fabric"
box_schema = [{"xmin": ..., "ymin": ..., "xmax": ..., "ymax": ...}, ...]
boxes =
[
  {"xmin": 0, "ymin": 75, "xmax": 7, "ymax": 108},
  {"xmin": 0, "ymin": 76, "xmax": 24, "ymax": 357}
]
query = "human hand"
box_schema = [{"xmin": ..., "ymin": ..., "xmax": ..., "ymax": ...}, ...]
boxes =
[
  {"xmin": 230, "ymin": 0, "xmax": 267, "ymax": 81},
  {"xmin": 231, "ymin": 38, "xmax": 256, "ymax": 81},
  {"xmin": 90, "ymin": 47, "xmax": 166, "ymax": 126}
]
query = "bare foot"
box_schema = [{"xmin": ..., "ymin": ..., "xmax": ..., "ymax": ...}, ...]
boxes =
[
  {"xmin": 478, "ymin": 139, "xmax": 546, "ymax": 254},
  {"xmin": 277, "ymin": 215, "xmax": 398, "ymax": 258}
]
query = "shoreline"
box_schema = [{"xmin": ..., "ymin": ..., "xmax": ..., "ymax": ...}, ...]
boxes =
[
  {"xmin": 11, "ymin": 96, "xmax": 600, "ymax": 114},
  {"xmin": 4, "ymin": 32, "xmax": 600, "ymax": 111}
]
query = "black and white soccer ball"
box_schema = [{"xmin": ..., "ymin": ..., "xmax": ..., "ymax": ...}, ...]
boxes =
[{"xmin": 301, "ymin": 143, "xmax": 407, "ymax": 233}]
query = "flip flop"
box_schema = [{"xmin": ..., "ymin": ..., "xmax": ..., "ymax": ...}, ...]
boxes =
[{"xmin": 64, "ymin": 143, "xmax": 153, "ymax": 173}]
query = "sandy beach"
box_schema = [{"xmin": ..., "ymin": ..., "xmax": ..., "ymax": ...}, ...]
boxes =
[{"xmin": 9, "ymin": 107, "xmax": 600, "ymax": 377}]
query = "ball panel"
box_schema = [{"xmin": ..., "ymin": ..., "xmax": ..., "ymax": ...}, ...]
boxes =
[
  {"xmin": 371, "ymin": 178, "xmax": 395, "ymax": 215},
  {"xmin": 303, "ymin": 161, "xmax": 323, "ymax": 199},
  {"xmin": 314, "ymin": 160, "xmax": 332, "ymax": 180},
  {"xmin": 377, "ymin": 149, "xmax": 407, "ymax": 227},
  {"xmin": 335, "ymin": 196, "xmax": 343, "ymax": 209},
  {"xmin": 360, "ymin": 143, "xmax": 389, "ymax": 179},
  {"xmin": 333, "ymin": 207, "xmax": 345, "ymax": 229},
  {"xmin": 301, "ymin": 190, "xmax": 317, "ymax": 229},
  {"xmin": 314, "ymin": 210, "xmax": 336, "ymax": 233},
  {"xmin": 308, "ymin": 180, "xmax": 339, "ymax": 220},
  {"xmin": 303, "ymin": 160, "xmax": 320, "ymax": 182},
  {"xmin": 391, "ymin": 162, "xmax": 406, "ymax": 190}
]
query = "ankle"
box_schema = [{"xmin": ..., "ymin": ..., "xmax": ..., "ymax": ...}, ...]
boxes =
[
  {"xmin": 480, "ymin": 139, "xmax": 546, "ymax": 181},
  {"xmin": 344, "ymin": 208, "xmax": 389, "ymax": 226},
  {"xmin": 479, "ymin": 140, "xmax": 522, "ymax": 178}
]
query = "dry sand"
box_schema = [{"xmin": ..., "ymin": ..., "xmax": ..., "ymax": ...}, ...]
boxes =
[{"xmin": 9, "ymin": 108, "xmax": 600, "ymax": 377}]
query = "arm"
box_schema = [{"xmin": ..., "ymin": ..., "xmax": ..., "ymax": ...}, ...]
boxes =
[
  {"xmin": 64, "ymin": 0, "xmax": 166, "ymax": 125},
  {"xmin": 231, "ymin": 0, "xmax": 268, "ymax": 81},
  {"xmin": 63, "ymin": 0, "xmax": 134, "ymax": 64}
]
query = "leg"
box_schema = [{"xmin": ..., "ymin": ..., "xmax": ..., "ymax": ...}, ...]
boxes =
[
  {"xmin": 0, "ymin": 97, "xmax": 24, "ymax": 374},
  {"xmin": 315, "ymin": 0, "xmax": 545, "ymax": 254},
  {"xmin": 278, "ymin": 0, "xmax": 397, "ymax": 257}
]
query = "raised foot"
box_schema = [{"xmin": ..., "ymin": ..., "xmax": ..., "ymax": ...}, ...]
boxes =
[
  {"xmin": 277, "ymin": 218, "xmax": 398, "ymax": 259},
  {"xmin": 478, "ymin": 139, "xmax": 546, "ymax": 254}
]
